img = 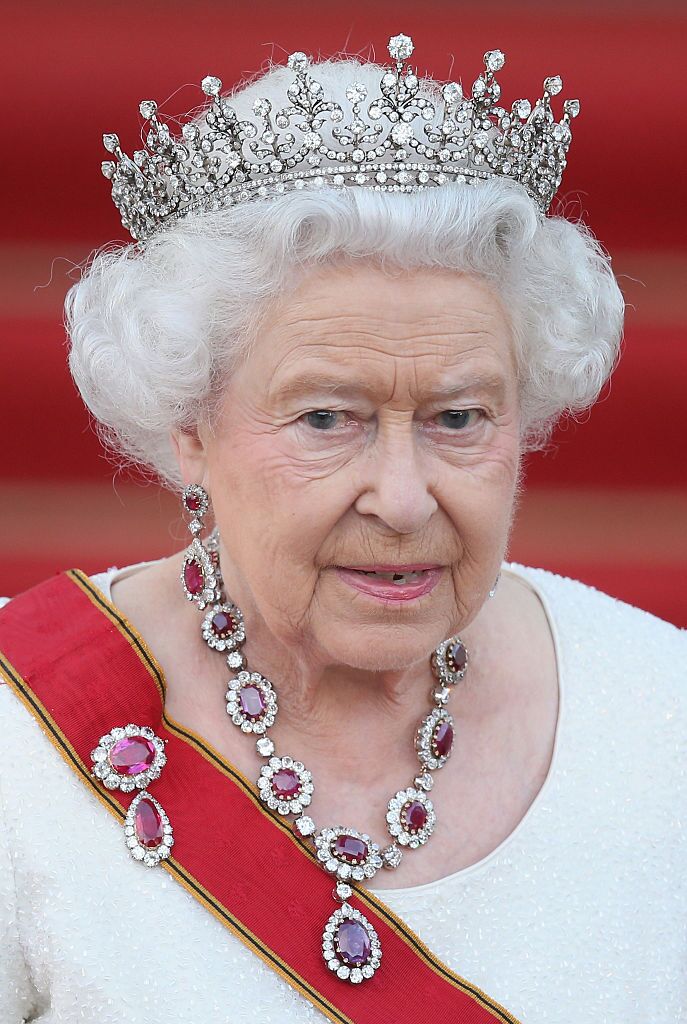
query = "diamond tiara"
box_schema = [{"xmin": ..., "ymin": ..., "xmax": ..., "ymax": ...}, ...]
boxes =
[{"xmin": 101, "ymin": 32, "xmax": 581, "ymax": 243}]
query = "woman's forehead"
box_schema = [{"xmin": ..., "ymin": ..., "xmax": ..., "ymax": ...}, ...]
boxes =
[
  {"xmin": 254, "ymin": 262, "xmax": 515, "ymax": 377},
  {"xmin": 274, "ymin": 262, "xmax": 506, "ymax": 328}
]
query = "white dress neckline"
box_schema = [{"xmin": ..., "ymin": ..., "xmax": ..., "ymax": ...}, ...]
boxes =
[{"xmin": 90, "ymin": 557, "xmax": 565, "ymax": 896}]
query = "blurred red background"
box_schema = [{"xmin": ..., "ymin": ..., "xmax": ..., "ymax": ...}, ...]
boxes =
[{"xmin": 1, "ymin": 0, "xmax": 685, "ymax": 624}]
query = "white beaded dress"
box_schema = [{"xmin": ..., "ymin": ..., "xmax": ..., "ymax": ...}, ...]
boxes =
[{"xmin": 0, "ymin": 559, "xmax": 684, "ymax": 1023}]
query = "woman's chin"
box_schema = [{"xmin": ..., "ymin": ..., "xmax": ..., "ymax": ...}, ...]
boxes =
[{"xmin": 314, "ymin": 622, "xmax": 447, "ymax": 674}]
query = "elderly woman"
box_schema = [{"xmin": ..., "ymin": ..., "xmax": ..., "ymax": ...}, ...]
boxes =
[{"xmin": 0, "ymin": 34, "xmax": 684, "ymax": 1024}]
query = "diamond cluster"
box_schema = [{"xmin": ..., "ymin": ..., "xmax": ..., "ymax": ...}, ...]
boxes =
[
  {"xmin": 314, "ymin": 827, "xmax": 384, "ymax": 882},
  {"xmin": 101, "ymin": 31, "xmax": 580, "ymax": 241},
  {"xmin": 90, "ymin": 724, "xmax": 166, "ymax": 792},
  {"xmin": 322, "ymin": 903, "xmax": 382, "ymax": 983}
]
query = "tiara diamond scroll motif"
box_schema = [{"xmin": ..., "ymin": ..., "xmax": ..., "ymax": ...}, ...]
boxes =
[{"xmin": 101, "ymin": 32, "xmax": 580, "ymax": 242}]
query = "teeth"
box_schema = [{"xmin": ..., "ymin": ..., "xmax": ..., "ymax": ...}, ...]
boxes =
[{"xmin": 360, "ymin": 570, "xmax": 424, "ymax": 583}]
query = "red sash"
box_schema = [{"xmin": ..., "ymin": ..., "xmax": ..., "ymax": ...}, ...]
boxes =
[{"xmin": 0, "ymin": 569, "xmax": 523, "ymax": 1024}]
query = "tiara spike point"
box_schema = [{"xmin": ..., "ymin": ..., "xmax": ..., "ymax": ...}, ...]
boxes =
[
  {"xmin": 543, "ymin": 75, "xmax": 563, "ymax": 97},
  {"xmin": 102, "ymin": 132, "xmax": 121, "ymax": 154},
  {"xmin": 388, "ymin": 33, "xmax": 414, "ymax": 65},
  {"xmin": 101, "ymin": 31, "xmax": 581, "ymax": 242},
  {"xmin": 201, "ymin": 75, "xmax": 223, "ymax": 97},
  {"xmin": 139, "ymin": 100, "xmax": 158, "ymax": 121},
  {"xmin": 484, "ymin": 49, "xmax": 506, "ymax": 73},
  {"xmin": 287, "ymin": 51, "xmax": 311, "ymax": 73}
]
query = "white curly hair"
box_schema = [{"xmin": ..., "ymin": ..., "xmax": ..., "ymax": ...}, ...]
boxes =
[{"xmin": 64, "ymin": 56, "xmax": 625, "ymax": 491}]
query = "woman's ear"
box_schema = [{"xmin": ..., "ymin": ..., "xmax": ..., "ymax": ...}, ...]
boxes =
[{"xmin": 170, "ymin": 427, "xmax": 210, "ymax": 490}]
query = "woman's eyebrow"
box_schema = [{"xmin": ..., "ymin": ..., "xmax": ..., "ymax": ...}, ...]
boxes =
[{"xmin": 271, "ymin": 371, "xmax": 507, "ymax": 401}]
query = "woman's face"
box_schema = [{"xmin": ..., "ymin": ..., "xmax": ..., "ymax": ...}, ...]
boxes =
[{"xmin": 181, "ymin": 262, "xmax": 522, "ymax": 672}]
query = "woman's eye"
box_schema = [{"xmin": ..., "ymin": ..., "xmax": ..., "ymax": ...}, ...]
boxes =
[
  {"xmin": 299, "ymin": 408, "xmax": 483, "ymax": 433},
  {"xmin": 435, "ymin": 409, "xmax": 482, "ymax": 430},
  {"xmin": 304, "ymin": 410, "xmax": 344, "ymax": 430}
]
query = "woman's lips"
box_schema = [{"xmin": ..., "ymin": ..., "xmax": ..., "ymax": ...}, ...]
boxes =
[
  {"xmin": 343, "ymin": 563, "xmax": 441, "ymax": 572},
  {"xmin": 334, "ymin": 565, "xmax": 444, "ymax": 602}
]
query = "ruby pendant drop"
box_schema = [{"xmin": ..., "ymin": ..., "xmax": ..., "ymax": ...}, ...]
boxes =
[
  {"xmin": 322, "ymin": 903, "xmax": 382, "ymax": 983},
  {"xmin": 180, "ymin": 537, "xmax": 219, "ymax": 609},
  {"xmin": 124, "ymin": 791, "xmax": 174, "ymax": 867}
]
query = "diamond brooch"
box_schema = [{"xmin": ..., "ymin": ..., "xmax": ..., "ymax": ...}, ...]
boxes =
[
  {"xmin": 90, "ymin": 724, "xmax": 166, "ymax": 792},
  {"xmin": 90, "ymin": 724, "xmax": 174, "ymax": 868}
]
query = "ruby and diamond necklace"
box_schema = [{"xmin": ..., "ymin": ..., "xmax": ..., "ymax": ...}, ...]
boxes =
[{"xmin": 178, "ymin": 483, "xmax": 467, "ymax": 985}]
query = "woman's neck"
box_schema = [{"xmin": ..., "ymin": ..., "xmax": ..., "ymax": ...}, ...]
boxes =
[{"xmin": 112, "ymin": 548, "xmax": 509, "ymax": 775}]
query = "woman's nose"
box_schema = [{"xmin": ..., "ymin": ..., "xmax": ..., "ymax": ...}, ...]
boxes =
[{"xmin": 353, "ymin": 422, "xmax": 438, "ymax": 534}]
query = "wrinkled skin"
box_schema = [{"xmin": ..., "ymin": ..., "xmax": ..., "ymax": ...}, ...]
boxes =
[{"xmin": 174, "ymin": 261, "xmax": 523, "ymax": 692}]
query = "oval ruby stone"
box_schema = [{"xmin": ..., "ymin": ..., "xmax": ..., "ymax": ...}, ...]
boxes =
[
  {"xmin": 401, "ymin": 800, "xmax": 427, "ymax": 833},
  {"xmin": 271, "ymin": 768, "xmax": 301, "ymax": 798},
  {"xmin": 185, "ymin": 493, "xmax": 201, "ymax": 512},
  {"xmin": 183, "ymin": 559, "xmax": 204, "ymax": 596},
  {"xmin": 134, "ymin": 796, "xmax": 164, "ymax": 849},
  {"xmin": 109, "ymin": 736, "xmax": 156, "ymax": 775},
  {"xmin": 239, "ymin": 684, "xmax": 266, "ymax": 720},
  {"xmin": 211, "ymin": 611, "xmax": 235, "ymax": 637},
  {"xmin": 448, "ymin": 640, "xmax": 467, "ymax": 673},
  {"xmin": 432, "ymin": 720, "xmax": 454, "ymax": 759},
  {"xmin": 333, "ymin": 834, "xmax": 368, "ymax": 864},
  {"xmin": 336, "ymin": 920, "xmax": 371, "ymax": 966}
]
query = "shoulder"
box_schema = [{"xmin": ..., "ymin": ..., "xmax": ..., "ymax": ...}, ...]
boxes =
[
  {"xmin": 0, "ymin": 681, "xmax": 53, "ymax": 769},
  {"xmin": 0, "ymin": 568, "xmax": 120, "ymax": 686},
  {"xmin": 509, "ymin": 560, "xmax": 686, "ymax": 660},
  {"xmin": 508, "ymin": 561, "xmax": 685, "ymax": 775},
  {"xmin": 514, "ymin": 561, "xmax": 686, "ymax": 702}
]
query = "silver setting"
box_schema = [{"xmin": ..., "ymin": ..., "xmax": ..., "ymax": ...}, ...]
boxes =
[
  {"xmin": 124, "ymin": 790, "xmax": 174, "ymax": 867},
  {"xmin": 204, "ymin": 523, "xmax": 221, "ymax": 551},
  {"xmin": 226, "ymin": 650, "xmax": 245, "ymax": 670},
  {"xmin": 180, "ymin": 537, "xmax": 219, "ymax": 610},
  {"xmin": 413, "ymin": 771, "xmax": 434, "ymax": 791},
  {"xmin": 386, "ymin": 787, "xmax": 436, "ymax": 848},
  {"xmin": 90, "ymin": 724, "xmax": 167, "ymax": 792},
  {"xmin": 226, "ymin": 670, "xmax": 278, "ymax": 734},
  {"xmin": 322, "ymin": 903, "xmax": 382, "ymax": 984},
  {"xmin": 201, "ymin": 601, "xmax": 245, "ymax": 652},
  {"xmin": 101, "ymin": 34, "xmax": 580, "ymax": 242},
  {"xmin": 257, "ymin": 755, "xmax": 313, "ymax": 815},
  {"xmin": 431, "ymin": 634, "xmax": 468, "ymax": 686},
  {"xmin": 315, "ymin": 826, "xmax": 383, "ymax": 882},
  {"xmin": 432, "ymin": 685, "xmax": 451, "ymax": 706},
  {"xmin": 381, "ymin": 843, "xmax": 403, "ymax": 869},
  {"xmin": 294, "ymin": 814, "xmax": 316, "ymax": 837},
  {"xmin": 415, "ymin": 707, "xmax": 454, "ymax": 771},
  {"xmin": 488, "ymin": 571, "xmax": 501, "ymax": 598}
]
